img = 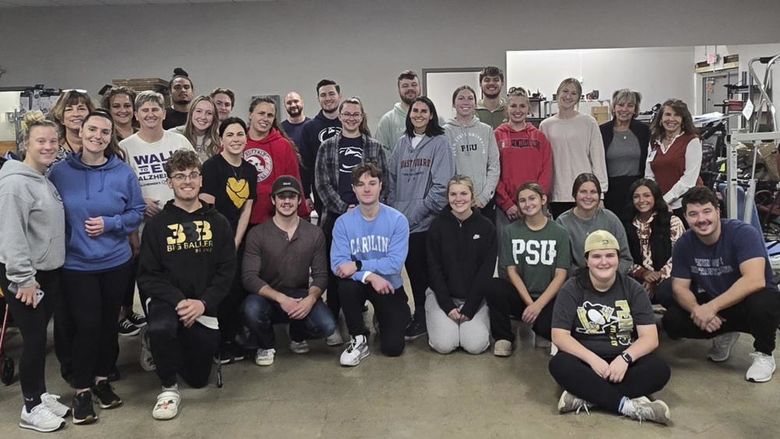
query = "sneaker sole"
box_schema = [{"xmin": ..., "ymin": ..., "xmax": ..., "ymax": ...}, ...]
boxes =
[
  {"xmin": 98, "ymin": 400, "xmax": 123, "ymax": 410},
  {"xmin": 493, "ymin": 349, "xmax": 512, "ymax": 357},
  {"xmin": 747, "ymin": 365, "xmax": 776, "ymax": 383},
  {"xmin": 72, "ymin": 414, "xmax": 97, "ymax": 425},
  {"xmin": 19, "ymin": 419, "xmax": 65, "ymax": 433},
  {"xmin": 340, "ymin": 350, "xmax": 370, "ymax": 367},
  {"xmin": 130, "ymin": 321, "xmax": 147, "ymax": 328},
  {"xmin": 255, "ymin": 359, "xmax": 274, "ymax": 366},
  {"xmin": 119, "ymin": 328, "xmax": 141, "ymax": 337},
  {"xmin": 404, "ymin": 332, "xmax": 427, "ymax": 342}
]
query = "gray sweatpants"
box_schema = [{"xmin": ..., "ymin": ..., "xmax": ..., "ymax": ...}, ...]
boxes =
[{"xmin": 425, "ymin": 291, "xmax": 490, "ymax": 354}]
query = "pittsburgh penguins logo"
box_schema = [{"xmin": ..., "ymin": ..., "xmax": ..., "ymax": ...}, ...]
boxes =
[{"xmin": 318, "ymin": 126, "xmax": 342, "ymax": 143}]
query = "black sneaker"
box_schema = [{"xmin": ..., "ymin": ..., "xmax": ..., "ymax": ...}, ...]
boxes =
[
  {"xmin": 127, "ymin": 311, "xmax": 147, "ymax": 328},
  {"xmin": 91, "ymin": 380, "xmax": 122, "ymax": 409},
  {"xmin": 404, "ymin": 318, "xmax": 427, "ymax": 341},
  {"xmin": 214, "ymin": 342, "xmax": 246, "ymax": 365},
  {"xmin": 118, "ymin": 318, "xmax": 140, "ymax": 337},
  {"xmin": 71, "ymin": 391, "xmax": 97, "ymax": 425}
]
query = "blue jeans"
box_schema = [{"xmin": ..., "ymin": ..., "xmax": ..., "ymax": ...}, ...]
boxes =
[{"xmin": 241, "ymin": 289, "xmax": 337, "ymax": 349}]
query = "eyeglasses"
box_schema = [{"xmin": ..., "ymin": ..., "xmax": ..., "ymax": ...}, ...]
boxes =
[
  {"xmin": 170, "ymin": 171, "xmax": 202, "ymax": 182},
  {"xmin": 340, "ymin": 112, "xmax": 362, "ymax": 119},
  {"xmin": 508, "ymin": 86, "xmax": 528, "ymax": 96}
]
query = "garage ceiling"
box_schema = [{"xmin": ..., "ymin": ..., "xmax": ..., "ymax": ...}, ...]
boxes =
[{"xmin": 0, "ymin": 0, "xmax": 275, "ymax": 7}]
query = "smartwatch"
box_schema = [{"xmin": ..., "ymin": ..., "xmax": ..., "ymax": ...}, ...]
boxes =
[
  {"xmin": 355, "ymin": 260, "xmax": 363, "ymax": 271},
  {"xmin": 620, "ymin": 351, "xmax": 634, "ymax": 365}
]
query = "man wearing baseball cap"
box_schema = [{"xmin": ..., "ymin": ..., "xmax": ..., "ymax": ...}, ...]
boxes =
[{"xmin": 240, "ymin": 175, "xmax": 338, "ymax": 366}]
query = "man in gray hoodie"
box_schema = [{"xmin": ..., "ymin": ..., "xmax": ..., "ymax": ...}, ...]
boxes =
[
  {"xmin": 375, "ymin": 70, "xmax": 420, "ymax": 156},
  {"xmin": 444, "ymin": 85, "xmax": 500, "ymax": 222}
]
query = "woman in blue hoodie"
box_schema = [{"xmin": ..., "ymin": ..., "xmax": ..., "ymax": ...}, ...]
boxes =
[
  {"xmin": 49, "ymin": 110, "xmax": 145, "ymax": 424},
  {"xmin": 387, "ymin": 96, "xmax": 456, "ymax": 341}
]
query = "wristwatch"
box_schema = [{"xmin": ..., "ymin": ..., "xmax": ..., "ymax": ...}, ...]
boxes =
[
  {"xmin": 355, "ymin": 260, "xmax": 363, "ymax": 271},
  {"xmin": 620, "ymin": 351, "xmax": 634, "ymax": 365}
]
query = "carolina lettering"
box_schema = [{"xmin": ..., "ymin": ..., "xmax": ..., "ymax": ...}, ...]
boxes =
[{"xmin": 350, "ymin": 235, "xmax": 390, "ymax": 254}]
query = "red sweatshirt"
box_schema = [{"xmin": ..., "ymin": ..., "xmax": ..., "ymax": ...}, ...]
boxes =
[
  {"xmin": 493, "ymin": 123, "xmax": 553, "ymax": 212},
  {"xmin": 243, "ymin": 128, "xmax": 309, "ymax": 224}
]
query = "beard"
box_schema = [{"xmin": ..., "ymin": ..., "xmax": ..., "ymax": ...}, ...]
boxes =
[
  {"xmin": 400, "ymin": 93, "xmax": 417, "ymax": 106},
  {"xmin": 286, "ymin": 107, "xmax": 302, "ymax": 118},
  {"xmin": 173, "ymin": 97, "xmax": 192, "ymax": 106},
  {"xmin": 482, "ymin": 90, "xmax": 500, "ymax": 99}
]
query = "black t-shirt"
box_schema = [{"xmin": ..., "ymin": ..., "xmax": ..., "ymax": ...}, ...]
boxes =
[
  {"xmin": 337, "ymin": 136, "xmax": 363, "ymax": 206},
  {"xmin": 201, "ymin": 154, "xmax": 258, "ymax": 233},
  {"xmin": 163, "ymin": 108, "xmax": 188, "ymax": 130}
]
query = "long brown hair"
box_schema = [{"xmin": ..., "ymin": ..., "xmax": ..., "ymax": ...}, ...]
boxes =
[
  {"xmin": 650, "ymin": 98, "xmax": 697, "ymax": 142},
  {"xmin": 182, "ymin": 95, "xmax": 220, "ymax": 157}
]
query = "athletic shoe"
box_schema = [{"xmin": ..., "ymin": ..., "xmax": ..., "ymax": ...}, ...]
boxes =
[
  {"xmin": 19, "ymin": 403, "xmax": 65, "ymax": 432},
  {"xmin": 213, "ymin": 343, "xmax": 246, "ymax": 365},
  {"xmin": 493, "ymin": 340, "xmax": 513, "ymax": 357},
  {"xmin": 290, "ymin": 340, "xmax": 310, "ymax": 354},
  {"xmin": 139, "ymin": 329, "xmax": 156, "ymax": 371},
  {"xmin": 627, "ymin": 397, "xmax": 671, "ymax": 424},
  {"xmin": 127, "ymin": 311, "xmax": 147, "ymax": 327},
  {"xmin": 340, "ymin": 335, "xmax": 370, "ymax": 367},
  {"xmin": 550, "ymin": 343, "xmax": 559, "ymax": 356},
  {"xmin": 254, "ymin": 348, "xmax": 276, "ymax": 366},
  {"xmin": 91, "ymin": 380, "xmax": 122, "ymax": 409},
  {"xmin": 746, "ymin": 351, "xmax": 776, "ymax": 383},
  {"xmin": 41, "ymin": 392, "xmax": 71, "ymax": 417},
  {"xmin": 118, "ymin": 318, "xmax": 141, "ymax": 337},
  {"xmin": 71, "ymin": 391, "xmax": 97, "ymax": 425},
  {"xmin": 404, "ymin": 318, "xmax": 427, "ymax": 341},
  {"xmin": 707, "ymin": 332, "xmax": 740, "ymax": 362},
  {"xmin": 557, "ymin": 391, "xmax": 593, "ymax": 414},
  {"xmin": 152, "ymin": 388, "xmax": 180, "ymax": 421},
  {"xmin": 326, "ymin": 330, "xmax": 344, "ymax": 346}
]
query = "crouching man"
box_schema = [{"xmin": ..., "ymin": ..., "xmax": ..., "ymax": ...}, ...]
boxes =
[{"xmin": 137, "ymin": 150, "xmax": 236, "ymax": 419}]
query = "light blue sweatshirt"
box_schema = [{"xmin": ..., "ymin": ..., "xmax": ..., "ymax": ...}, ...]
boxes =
[
  {"xmin": 49, "ymin": 153, "xmax": 145, "ymax": 271},
  {"xmin": 330, "ymin": 204, "xmax": 410, "ymax": 289}
]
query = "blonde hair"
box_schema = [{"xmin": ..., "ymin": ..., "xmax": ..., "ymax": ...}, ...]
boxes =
[
  {"xmin": 183, "ymin": 95, "xmax": 220, "ymax": 157},
  {"xmin": 448, "ymin": 175, "xmax": 475, "ymax": 202},
  {"xmin": 22, "ymin": 111, "xmax": 58, "ymax": 144},
  {"xmin": 556, "ymin": 78, "xmax": 582, "ymax": 101}
]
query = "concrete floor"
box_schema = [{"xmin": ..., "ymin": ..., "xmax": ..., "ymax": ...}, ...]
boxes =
[{"xmin": 1, "ymin": 319, "xmax": 779, "ymax": 439}]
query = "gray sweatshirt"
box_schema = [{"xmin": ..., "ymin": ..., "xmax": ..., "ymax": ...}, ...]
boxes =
[
  {"xmin": 0, "ymin": 160, "xmax": 66, "ymax": 287},
  {"xmin": 387, "ymin": 134, "xmax": 456, "ymax": 233},
  {"xmin": 555, "ymin": 207, "xmax": 633, "ymax": 274},
  {"xmin": 444, "ymin": 116, "xmax": 500, "ymax": 206}
]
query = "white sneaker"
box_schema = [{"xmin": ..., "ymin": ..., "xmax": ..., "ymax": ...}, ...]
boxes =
[
  {"xmin": 493, "ymin": 340, "xmax": 512, "ymax": 357},
  {"xmin": 340, "ymin": 335, "xmax": 370, "ymax": 367},
  {"xmin": 707, "ymin": 332, "xmax": 740, "ymax": 362},
  {"xmin": 19, "ymin": 403, "xmax": 65, "ymax": 432},
  {"xmin": 550, "ymin": 343, "xmax": 559, "ymax": 356},
  {"xmin": 326, "ymin": 330, "xmax": 344, "ymax": 346},
  {"xmin": 746, "ymin": 351, "xmax": 776, "ymax": 383},
  {"xmin": 152, "ymin": 388, "xmax": 180, "ymax": 420},
  {"xmin": 627, "ymin": 397, "xmax": 671, "ymax": 425},
  {"xmin": 290, "ymin": 340, "xmax": 310, "ymax": 354},
  {"xmin": 40, "ymin": 392, "xmax": 70, "ymax": 418},
  {"xmin": 140, "ymin": 329, "xmax": 156, "ymax": 371},
  {"xmin": 557, "ymin": 391, "xmax": 593, "ymax": 414},
  {"xmin": 254, "ymin": 348, "xmax": 276, "ymax": 366}
]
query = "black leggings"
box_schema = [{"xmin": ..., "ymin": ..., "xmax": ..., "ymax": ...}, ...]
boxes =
[
  {"xmin": 485, "ymin": 277, "xmax": 554, "ymax": 341},
  {"xmin": 405, "ymin": 231, "xmax": 429, "ymax": 321},
  {"xmin": 0, "ymin": 264, "xmax": 60, "ymax": 410},
  {"xmin": 147, "ymin": 298, "xmax": 220, "ymax": 388},
  {"xmin": 321, "ymin": 211, "xmax": 343, "ymax": 318},
  {"xmin": 218, "ymin": 244, "xmax": 248, "ymax": 345},
  {"xmin": 548, "ymin": 351, "xmax": 671, "ymax": 412},
  {"xmin": 339, "ymin": 279, "xmax": 410, "ymax": 357},
  {"xmin": 62, "ymin": 262, "xmax": 133, "ymax": 389}
]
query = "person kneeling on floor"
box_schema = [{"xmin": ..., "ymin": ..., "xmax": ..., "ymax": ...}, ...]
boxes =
[
  {"xmin": 662, "ymin": 187, "xmax": 780, "ymax": 382},
  {"xmin": 549, "ymin": 230, "xmax": 672, "ymax": 425},
  {"xmin": 241, "ymin": 175, "xmax": 337, "ymax": 366},
  {"xmin": 137, "ymin": 150, "xmax": 236, "ymax": 420},
  {"xmin": 331, "ymin": 163, "xmax": 411, "ymax": 366}
]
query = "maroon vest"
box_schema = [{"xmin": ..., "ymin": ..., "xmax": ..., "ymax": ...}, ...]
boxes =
[{"xmin": 649, "ymin": 132, "xmax": 702, "ymax": 194}]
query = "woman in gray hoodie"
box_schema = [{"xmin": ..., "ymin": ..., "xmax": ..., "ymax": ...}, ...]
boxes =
[
  {"xmin": 387, "ymin": 96, "xmax": 456, "ymax": 340},
  {"xmin": 0, "ymin": 112, "xmax": 68, "ymax": 432},
  {"xmin": 444, "ymin": 85, "xmax": 500, "ymax": 222}
]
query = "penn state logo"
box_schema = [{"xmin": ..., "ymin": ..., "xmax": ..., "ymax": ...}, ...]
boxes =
[
  {"xmin": 243, "ymin": 148, "xmax": 273, "ymax": 183},
  {"xmin": 318, "ymin": 126, "xmax": 342, "ymax": 143}
]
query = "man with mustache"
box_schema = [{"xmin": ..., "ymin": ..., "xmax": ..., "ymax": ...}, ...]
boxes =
[
  {"xmin": 663, "ymin": 187, "xmax": 780, "ymax": 383},
  {"xmin": 163, "ymin": 69, "xmax": 194, "ymax": 130},
  {"xmin": 475, "ymin": 66, "xmax": 506, "ymax": 129},
  {"xmin": 375, "ymin": 70, "xmax": 421, "ymax": 156}
]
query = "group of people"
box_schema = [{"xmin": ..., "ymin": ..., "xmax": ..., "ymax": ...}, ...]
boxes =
[{"xmin": 0, "ymin": 65, "xmax": 778, "ymax": 432}]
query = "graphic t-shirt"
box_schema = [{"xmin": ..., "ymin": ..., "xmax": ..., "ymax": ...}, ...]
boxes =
[
  {"xmin": 552, "ymin": 274, "xmax": 655, "ymax": 357},
  {"xmin": 672, "ymin": 219, "xmax": 777, "ymax": 298},
  {"xmin": 337, "ymin": 136, "xmax": 363, "ymax": 206},
  {"xmin": 499, "ymin": 219, "xmax": 570, "ymax": 297},
  {"xmin": 201, "ymin": 154, "xmax": 258, "ymax": 233},
  {"xmin": 119, "ymin": 131, "xmax": 195, "ymax": 205}
]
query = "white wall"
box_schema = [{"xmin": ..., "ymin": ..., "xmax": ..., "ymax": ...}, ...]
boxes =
[
  {"xmin": 0, "ymin": 0, "xmax": 779, "ymax": 128},
  {"xmin": 506, "ymin": 47, "xmax": 695, "ymax": 115}
]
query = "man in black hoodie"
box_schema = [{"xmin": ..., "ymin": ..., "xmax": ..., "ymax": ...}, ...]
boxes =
[
  {"xmin": 137, "ymin": 150, "xmax": 236, "ymax": 421},
  {"xmin": 300, "ymin": 79, "xmax": 342, "ymax": 215}
]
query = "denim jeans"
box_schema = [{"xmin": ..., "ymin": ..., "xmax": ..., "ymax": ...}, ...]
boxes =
[{"xmin": 241, "ymin": 289, "xmax": 337, "ymax": 349}]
